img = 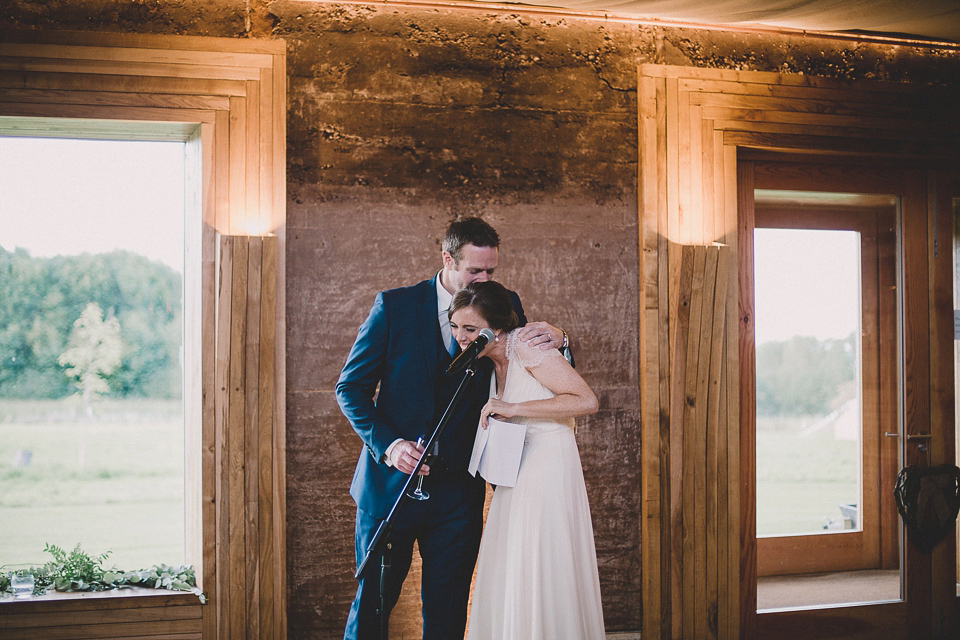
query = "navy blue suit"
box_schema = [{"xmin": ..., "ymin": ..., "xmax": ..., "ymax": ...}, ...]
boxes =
[{"xmin": 337, "ymin": 275, "xmax": 525, "ymax": 640}]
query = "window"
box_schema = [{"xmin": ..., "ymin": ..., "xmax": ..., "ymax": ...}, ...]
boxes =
[
  {"xmin": 0, "ymin": 135, "xmax": 187, "ymax": 569},
  {"xmin": 754, "ymin": 227, "xmax": 863, "ymax": 538}
]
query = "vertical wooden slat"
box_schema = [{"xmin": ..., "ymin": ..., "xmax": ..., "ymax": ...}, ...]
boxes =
[
  {"xmin": 199, "ymin": 122, "xmax": 219, "ymax": 640},
  {"xmin": 227, "ymin": 237, "xmax": 249, "ymax": 638},
  {"xmin": 677, "ymin": 86, "xmax": 693, "ymax": 243},
  {"xmin": 877, "ymin": 204, "xmax": 900, "ymax": 571},
  {"xmin": 258, "ymin": 67, "xmax": 273, "ymax": 232},
  {"xmin": 708, "ymin": 247, "xmax": 730, "ymax": 638},
  {"xmin": 717, "ymin": 331, "xmax": 731, "ymax": 637},
  {"xmin": 244, "ymin": 79, "xmax": 260, "ymax": 235},
  {"xmin": 214, "ymin": 109, "xmax": 231, "ymax": 235},
  {"xmin": 259, "ymin": 236, "xmax": 279, "ymax": 640},
  {"xmin": 944, "ymin": 173, "xmax": 960, "ymax": 638},
  {"xmin": 694, "ymin": 247, "xmax": 720, "ymax": 640},
  {"xmin": 901, "ymin": 166, "xmax": 932, "ymax": 638},
  {"xmin": 668, "ymin": 244, "xmax": 694, "ymax": 640},
  {"xmin": 927, "ymin": 169, "xmax": 957, "ymax": 637},
  {"xmin": 736, "ymin": 159, "xmax": 756, "ymax": 640},
  {"xmin": 712, "ymin": 127, "xmax": 730, "ymax": 640},
  {"xmin": 722, "ymin": 142, "xmax": 741, "ymax": 640},
  {"xmin": 700, "ymin": 117, "xmax": 716, "ymax": 250},
  {"xmin": 681, "ymin": 247, "xmax": 706, "ymax": 636},
  {"xmin": 638, "ymin": 68, "xmax": 663, "ymax": 640},
  {"xmin": 214, "ymin": 236, "xmax": 234, "ymax": 639},
  {"xmin": 228, "ymin": 95, "xmax": 246, "ymax": 235},
  {"xmin": 272, "ymin": 57, "xmax": 288, "ymax": 640},
  {"xmin": 689, "ymin": 102, "xmax": 705, "ymax": 244},
  {"xmin": 956, "ymin": 193, "xmax": 960, "ymax": 603},
  {"xmin": 244, "ymin": 237, "xmax": 263, "ymax": 640},
  {"xmin": 655, "ymin": 76, "xmax": 673, "ymax": 640},
  {"xmin": 666, "ymin": 77, "xmax": 681, "ymax": 243}
]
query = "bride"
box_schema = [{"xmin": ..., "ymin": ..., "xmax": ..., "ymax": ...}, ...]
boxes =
[{"xmin": 448, "ymin": 281, "xmax": 605, "ymax": 640}]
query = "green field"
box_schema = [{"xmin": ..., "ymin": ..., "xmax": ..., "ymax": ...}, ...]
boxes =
[
  {"xmin": 0, "ymin": 401, "xmax": 858, "ymax": 567},
  {"xmin": 756, "ymin": 425, "xmax": 859, "ymax": 537},
  {"xmin": 0, "ymin": 399, "xmax": 184, "ymax": 571}
]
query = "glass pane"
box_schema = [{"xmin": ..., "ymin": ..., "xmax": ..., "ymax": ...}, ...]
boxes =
[
  {"xmin": 0, "ymin": 136, "xmax": 185, "ymax": 570},
  {"xmin": 755, "ymin": 228, "xmax": 862, "ymax": 538}
]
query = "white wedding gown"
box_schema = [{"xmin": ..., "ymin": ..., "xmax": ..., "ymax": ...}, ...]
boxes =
[{"xmin": 467, "ymin": 331, "xmax": 605, "ymax": 640}]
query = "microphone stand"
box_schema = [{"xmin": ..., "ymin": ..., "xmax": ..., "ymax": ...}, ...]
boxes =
[{"xmin": 355, "ymin": 357, "xmax": 483, "ymax": 640}]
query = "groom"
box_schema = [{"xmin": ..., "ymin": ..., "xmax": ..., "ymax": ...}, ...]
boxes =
[{"xmin": 336, "ymin": 217, "xmax": 566, "ymax": 639}]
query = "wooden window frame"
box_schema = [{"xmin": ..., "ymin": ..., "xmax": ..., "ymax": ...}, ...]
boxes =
[{"xmin": 0, "ymin": 30, "xmax": 286, "ymax": 640}]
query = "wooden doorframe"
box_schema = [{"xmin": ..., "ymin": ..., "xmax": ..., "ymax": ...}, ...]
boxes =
[{"xmin": 637, "ymin": 64, "xmax": 959, "ymax": 640}]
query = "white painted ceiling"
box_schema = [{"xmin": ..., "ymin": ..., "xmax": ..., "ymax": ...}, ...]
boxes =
[{"xmin": 501, "ymin": 0, "xmax": 960, "ymax": 43}]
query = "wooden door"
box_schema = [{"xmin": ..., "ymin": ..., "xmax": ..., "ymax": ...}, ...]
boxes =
[{"xmin": 740, "ymin": 155, "xmax": 951, "ymax": 640}]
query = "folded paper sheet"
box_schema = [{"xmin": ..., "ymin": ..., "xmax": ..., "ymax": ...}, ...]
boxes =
[{"xmin": 467, "ymin": 417, "xmax": 526, "ymax": 487}]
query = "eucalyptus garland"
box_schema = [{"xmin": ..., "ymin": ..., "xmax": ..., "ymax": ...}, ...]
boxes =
[{"xmin": 1, "ymin": 544, "xmax": 205, "ymax": 603}]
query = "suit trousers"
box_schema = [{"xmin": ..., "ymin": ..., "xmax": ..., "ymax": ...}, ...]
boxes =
[{"xmin": 344, "ymin": 471, "xmax": 485, "ymax": 640}]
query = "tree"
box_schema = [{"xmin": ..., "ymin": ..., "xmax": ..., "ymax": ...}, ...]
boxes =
[
  {"xmin": 756, "ymin": 334, "xmax": 856, "ymax": 417},
  {"xmin": 58, "ymin": 302, "xmax": 123, "ymax": 414},
  {"xmin": 0, "ymin": 247, "xmax": 182, "ymax": 399}
]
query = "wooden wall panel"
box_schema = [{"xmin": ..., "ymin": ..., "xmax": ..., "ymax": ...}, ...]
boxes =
[
  {"xmin": 0, "ymin": 31, "xmax": 286, "ymax": 640},
  {"xmin": 216, "ymin": 236, "xmax": 281, "ymax": 640},
  {"xmin": 638, "ymin": 64, "xmax": 959, "ymax": 639}
]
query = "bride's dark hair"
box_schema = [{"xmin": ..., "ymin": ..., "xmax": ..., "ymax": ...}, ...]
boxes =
[{"xmin": 449, "ymin": 281, "xmax": 519, "ymax": 331}]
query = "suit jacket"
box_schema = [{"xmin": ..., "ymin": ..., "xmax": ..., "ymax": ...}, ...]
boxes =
[{"xmin": 336, "ymin": 274, "xmax": 526, "ymax": 519}]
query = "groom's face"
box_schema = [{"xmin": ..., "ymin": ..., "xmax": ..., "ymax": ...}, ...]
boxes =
[{"xmin": 443, "ymin": 243, "xmax": 499, "ymax": 292}]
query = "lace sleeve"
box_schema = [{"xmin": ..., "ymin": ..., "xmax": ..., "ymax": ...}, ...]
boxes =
[{"xmin": 506, "ymin": 330, "xmax": 563, "ymax": 369}]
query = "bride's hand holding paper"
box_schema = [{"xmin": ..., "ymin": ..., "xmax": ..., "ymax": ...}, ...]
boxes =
[{"xmin": 480, "ymin": 397, "xmax": 517, "ymax": 427}]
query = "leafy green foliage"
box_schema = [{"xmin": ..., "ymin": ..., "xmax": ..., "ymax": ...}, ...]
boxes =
[
  {"xmin": 756, "ymin": 334, "xmax": 856, "ymax": 417},
  {"xmin": 1, "ymin": 544, "xmax": 204, "ymax": 603},
  {"xmin": 44, "ymin": 542, "xmax": 111, "ymax": 590},
  {"xmin": 0, "ymin": 248, "xmax": 181, "ymax": 399}
]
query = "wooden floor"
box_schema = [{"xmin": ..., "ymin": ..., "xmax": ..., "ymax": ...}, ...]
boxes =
[{"xmin": 758, "ymin": 570, "xmax": 900, "ymax": 610}]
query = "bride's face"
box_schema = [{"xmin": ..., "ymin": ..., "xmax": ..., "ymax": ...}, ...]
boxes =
[{"xmin": 450, "ymin": 306, "xmax": 494, "ymax": 354}]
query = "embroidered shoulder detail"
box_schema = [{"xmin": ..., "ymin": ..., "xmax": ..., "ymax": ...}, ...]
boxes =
[{"xmin": 506, "ymin": 329, "xmax": 561, "ymax": 368}]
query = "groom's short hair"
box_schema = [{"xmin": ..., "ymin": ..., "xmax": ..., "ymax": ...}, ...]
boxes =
[{"xmin": 443, "ymin": 217, "xmax": 500, "ymax": 265}]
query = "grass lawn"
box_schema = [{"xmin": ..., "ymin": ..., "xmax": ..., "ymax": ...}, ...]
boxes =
[
  {"xmin": 0, "ymin": 399, "xmax": 184, "ymax": 570},
  {"xmin": 756, "ymin": 427, "xmax": 859, "ymax": 537}
]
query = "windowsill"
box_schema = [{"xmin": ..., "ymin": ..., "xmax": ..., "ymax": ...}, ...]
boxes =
[{"xmin": 0, "ymin": 586, "xmax": 203, "ymax": 608}]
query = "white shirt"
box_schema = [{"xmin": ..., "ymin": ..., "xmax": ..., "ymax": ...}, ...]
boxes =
[
  {"xmin": 436, "ymin": 269, "xmax": 456, "ymax": 355},
  {"xmin": 384, "ymin": 270, "xmax": 454, "ymax": 467}
]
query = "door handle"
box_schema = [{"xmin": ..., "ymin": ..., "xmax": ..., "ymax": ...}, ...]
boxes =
[{"xmin": 906, "ymin": 432, "xmax": 932, "ymax": 452}]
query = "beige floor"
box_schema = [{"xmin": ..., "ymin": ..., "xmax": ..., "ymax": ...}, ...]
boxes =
[{"xmin": 758, "ymin": 569, "xmax": 901, "ymax": 610}]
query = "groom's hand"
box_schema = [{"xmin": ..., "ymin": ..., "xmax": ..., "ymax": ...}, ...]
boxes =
[
  {"xmin": 517, "ymin": 321, "xmax": 564, "ymax": 350},
  {"xmin": 387, "ymin": 439, "xmax": 431, "ymax": 476}
]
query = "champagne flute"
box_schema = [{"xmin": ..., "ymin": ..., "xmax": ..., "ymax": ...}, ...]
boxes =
[{"xmin": 406, "ymin": 436, "xmax": 432, "ymax": 501}]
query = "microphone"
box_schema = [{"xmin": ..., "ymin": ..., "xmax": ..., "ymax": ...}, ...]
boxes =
[{"xmin": 446, "ymin": 328, "xmax": 495, "ymax": 374}]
